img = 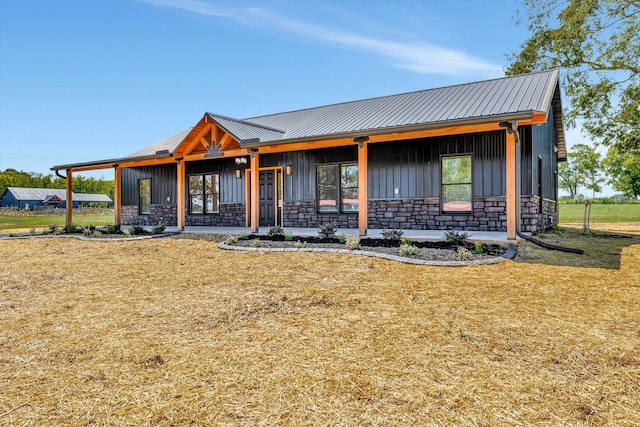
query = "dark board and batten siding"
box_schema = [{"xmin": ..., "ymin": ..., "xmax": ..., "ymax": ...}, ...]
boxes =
[
  {"xmin": 368, "ymin": 130, "xmax": 508, "ymax": 200},
  {"xmin": 121, "ymin": 164, "xmax": 176, "ymax": 206},
  {"xmin": 186, "ymin": 158, "xmax": 245, "ymax": 204},
  {"xmin": 260, "ymin": 146, "xmax": 357, "ymax": 202}
]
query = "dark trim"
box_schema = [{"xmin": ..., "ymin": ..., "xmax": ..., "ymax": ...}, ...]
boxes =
[
  {"xmin": 315, "ymin": 162, "xmax": 359, "ymax": 214},
  {"xmin": 138, "ymin": 178, "xmax": 151, "ymax": 215},
  {"xmin": 187, "ymin": 172, "xmax": 220, "ymax": 215},
  {"xmin": 440, "ymin": 153, "xmax": 473, "ymax": 214}
]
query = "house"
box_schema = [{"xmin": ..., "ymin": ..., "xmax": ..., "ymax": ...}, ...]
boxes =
[
  {"xmin": 52, "ymin": 69, "xmax": 566, "ymax": 239},
  {"xmin": 0, "ymin": 187, "xmax": 112, "ymax": 210}
]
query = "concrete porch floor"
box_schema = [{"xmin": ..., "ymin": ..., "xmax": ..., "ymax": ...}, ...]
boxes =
[{"xmin": 157, "ymin": 226, "xmax": 519, "ymax": 245}]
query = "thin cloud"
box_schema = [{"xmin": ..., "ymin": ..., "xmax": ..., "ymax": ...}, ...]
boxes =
[{"xmin": 138, "ymin": 0, "xmax": 502, "ymax": 77}]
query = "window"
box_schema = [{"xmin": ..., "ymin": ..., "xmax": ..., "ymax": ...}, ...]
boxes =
[
  {"xmin": 441, "ymin": 156, "xmax": 472, "ymax": 212},
  {"xmin": 189, "ymin": 173, "xmax": 219, "ymax": 214},
  {"xmin": 139, "ymin": 178, "xmax": 151, "ymax": 214},
  {"xmin": 316, "ymin": 163, "xmax": 358, "ymax": 213}
]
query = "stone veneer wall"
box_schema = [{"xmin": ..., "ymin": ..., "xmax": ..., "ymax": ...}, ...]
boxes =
[
  {"xmin": 122, "ymin": 197, "xmax": 558, "ymax": 231},
  {"xmin": 185, "ymin": 203, "xmax": 246, "ymax": 227},
  {"xmin": 521, "ymin": 195, "xmax": 558, "ymax": 232},
  {"xmin": 283, "ymin": 201, "xmax": 359, "ymax": 228},
  {"xmin": 121, "ymin": 204, "xmax": 177, "ymax": 226},
  {"xmin": 366, "ymin": 197, "xmax": 507, "ymax": 231},
  {"xmin": 122, "ymin": 203, "xmax": 245, "ymax": 227}
]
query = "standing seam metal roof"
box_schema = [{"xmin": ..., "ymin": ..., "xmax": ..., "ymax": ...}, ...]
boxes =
[
  {"xmin": 60, "ymin": 69, "xmax": 562, "ymax": 171},
  {"xmin": 239, "ymin": 69, "xmax": 559, "ymax": 143}
]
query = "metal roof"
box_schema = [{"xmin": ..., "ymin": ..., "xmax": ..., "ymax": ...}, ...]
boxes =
[
  {"xmin": 207, "ymin": 113, "xmax": 285, "ymax": 144},
  {"xmin": 5, "ymin": 187, "xmax": 112, "ymax": 202},
  {"xmin": 242, "ymin": 69, "xmax": 561, "ymax": 143},
  {"xmin": 127, "ymin": 128, "xmax": 193, "ymax": 157},
  {"xmin": 52, "ymin": 69, "xmax": 565, "ymax": 171}
]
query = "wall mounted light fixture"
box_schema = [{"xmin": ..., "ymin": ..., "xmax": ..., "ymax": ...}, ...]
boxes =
[
  {"xmin": 285, "ymin": 165, "xmax": 292, "ymax": 175},
  {"xmin": 235, "ymin": 168, "xmax": 241, "ymax": 179}
]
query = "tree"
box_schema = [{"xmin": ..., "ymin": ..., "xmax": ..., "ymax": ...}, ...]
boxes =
[
  {"xmin": 571, "ymin": 143, "xmax": 604, "ymax": 197},
  {"xmin": 602, "ymin": 147, "xmax": 640, "ymax": 198},
  {"xmin": 558, "ymin": 144, "xmax": 604, "ymax": 197},
  {"xmin": 558, "ymin": 161, "xmax": 583, "ymax": 197},
  {"xmin": 507, "ymin": 0, "xmax": 640, "ymax": 152}
]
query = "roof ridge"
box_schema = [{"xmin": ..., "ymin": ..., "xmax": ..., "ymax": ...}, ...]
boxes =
[
  {"xmin": 207, "ymin": 112, "xmax": 286, "ymax": 133},
  {"xmin": 243, "ymin": 69, "xmax": 559, "ymax": 121}
]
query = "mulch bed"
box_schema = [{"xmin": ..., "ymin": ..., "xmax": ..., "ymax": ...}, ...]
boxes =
[{"xmin": 228, "ymin": 234, "xmax": 508, "ymax": 262}]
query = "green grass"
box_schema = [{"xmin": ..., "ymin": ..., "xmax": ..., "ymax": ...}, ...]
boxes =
[
  {"xmin": 0, "ymin": 214, "xmax": 114, "ymax": 232},
  {"xmin": 559, "ymin": 202, "xmax": 640, "ymax": 223}
]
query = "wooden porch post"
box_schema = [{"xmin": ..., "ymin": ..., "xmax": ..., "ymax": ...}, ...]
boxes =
[
  {"xmin": 177, "ymin": 160, "xmax": 185, "ymax": 231},
  {"xmin": 65, "ymin": 169, "xmax": 73, "ymax": 227},
  {"xmin": 357, "ymin": 140, "xmax": 368, "ymax": 236},
  {"xmin": 506, "ymin": 130, "xmax": 517, "ymax": 240},
  {"xmin": 250, "ymin": 149, "xmax": 259, "ymax": 233},
  {"xmin": 114, "ymin": 165, "xmax": 121, "ymax": 226}
]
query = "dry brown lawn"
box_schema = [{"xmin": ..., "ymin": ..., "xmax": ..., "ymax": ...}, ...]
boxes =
[{"xmin": 1, "ymin": 223, "xmax": 639, "ymax": 426}]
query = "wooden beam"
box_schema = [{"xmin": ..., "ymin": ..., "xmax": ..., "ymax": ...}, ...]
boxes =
[
  {"xmin": 182, "ymin": 148, "xmax": 253, "ymax": 162},
  {"xmin": 65, "ymin": 170, "xmax": 73, "ymax": 227},
  {"xmin": 177, "ymin": 160, "xmax": 185, "ymax": 231},
  {"xmin": 506, "ymin": 131, "xmax": 517, "ymax": 240},
  {"xmin": 358, "ymin": 141, "xmax": 368, "ymax": 236},
  {"xmin": 250, "ymin": 151, "xmax": 259, "ymax": 233},
  {"xmin": 114, "ymin": 166, "xmax": 121, "ymax": 226},
  {"xmin": 518, "ymin": 112, "xmax": 547, "ymax": 126},
  {"xmin": 65, "ymin": 163, "xmax": 115, "ymax": 173},
  {"xmin": 118, "ymin": 157, "xmax": 176, "ymax": 168}
]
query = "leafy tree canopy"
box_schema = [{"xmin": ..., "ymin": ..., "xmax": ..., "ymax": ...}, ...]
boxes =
[
  {"xmin": 558, "ymin": 143, "xmax": 604, "ymax": 197},
  {"xmin": 602, "ymin": 147, "xmax": 640, "ymax": 198},
  {"xmin": 507, "ymin": 0, "xmax": 640, "ymax": 152}
]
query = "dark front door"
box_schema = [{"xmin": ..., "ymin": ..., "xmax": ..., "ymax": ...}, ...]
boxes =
[{"xmin": 259, "ymin": 170, "xmax": 275, "ymax": 226}]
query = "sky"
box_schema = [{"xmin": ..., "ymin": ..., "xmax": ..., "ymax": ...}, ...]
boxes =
[{"xmin": 0, "ymin": 0, "xmax": 607, "ymax": 193}]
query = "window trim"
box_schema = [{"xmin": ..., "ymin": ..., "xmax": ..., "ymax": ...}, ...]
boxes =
[
  {"xmin": 138, "ymin": 178, "xmax": 151, "ymax": 215},
  {"xmin": 440, "ymin": 154, "xmax": 473, "ymax": 214},
  {"xmin": 188, "ymin": 173, "xmax": 220, "ymax": 215},
  {"xmin": 316, "ymin": 162, "xmax": 359, "ymax": 214}
]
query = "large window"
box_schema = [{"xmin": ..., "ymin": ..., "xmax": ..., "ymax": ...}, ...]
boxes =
[
  {"xmin": 189, "ymin": 173, "xmax": 219, "ymax": 214},
  {"xmin": 316, "ymin": 163, "xmax": 358, "ymax": 213},
  {"xmin": 441, "ymin": 155, "xmax": 472, "ymax": 212},
  {"xmin": 139, "ymin": 178, "xmax": 151, "ymax": 215}
]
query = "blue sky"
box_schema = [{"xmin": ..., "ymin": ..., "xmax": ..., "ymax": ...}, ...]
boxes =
[{"xmin": 0, "ymin": 0, "xmax": 592, "ymax": 188}]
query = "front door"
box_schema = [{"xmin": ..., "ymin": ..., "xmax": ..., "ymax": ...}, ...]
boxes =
[{"xmin": 259, "ymin": 170, "xmax": 275, "ymax": 226}]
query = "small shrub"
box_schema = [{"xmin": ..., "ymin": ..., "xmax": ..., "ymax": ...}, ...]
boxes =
[
  {"xmin": 338, "ymin": 233, "xmax": 346, "ymax": 244},
  {"xmin": 399, "ymin": 243, "xmax": 418, "ymax": 256},
  {"xmin": 474, "ymin": 242, "xmax": 483, "ymax": 254},
  {"xmin": 48, "ymin": 224, "xmax": 61, "ymax": 235},
  {"xmin": 29, "ymin": 228, "xmax": 36, "ymax": 236},
  {"xmin": 381, "ymin": 229, "xmax": 404, "ymax": 240},
  {"xmin": 250, "ymin": 239, "xmax": 261, "ymax": 248},
  {"xmin": 268, "ymin": 226, "xmax": 284, "ymax": 237},
  {"xmin": 66, "ymin": 223, "xmax": 77, "ymax": 233},
  {"xmin": 294, "ymin": 240, "xmax": 307, "ymax": 248},
  {"xmin": 92, "ymin": 230, "xmax": 102, "ymax": 238},
  {"xmin": 284, "ymin": 231, "xmax": 293, "ymax": 241},
  {"xmin": 345, "ymin": 236, "xmax": 361, "ymax": 250},
  {"xmin": 457, "ymin": 246, "xmax": 473, "ymax": 261},
  {"xmin": 400, "ymin": 237, "xmax": 412, "ymax": 246},
  {"xmin": 443, "ymin": 230, "xmax": 470, "ymax": 245},
  {"xmin": 106, "ymin": 223, "xmax": 120, "ymax": 234},
  {"xmin": 127, "ymin": 225, "xmax": 144, "ymax": 235},
  {"xmin": 82, "ymin": 227, "xmax": 92, "ymax": 237},
  {"xmin": 152, "ymin": 222, "xmax": 166, "ymax": 234},
  {"xmin": 224, "ymin": 235, "xmax": 238, "ymax": 245},
  {"xmin": 238, "ymin": 232, "xmax": 249, "ymax": 240},
  {"xmin": 318, "ymin": 223, "xmax": 337, "ymax": 239}
]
